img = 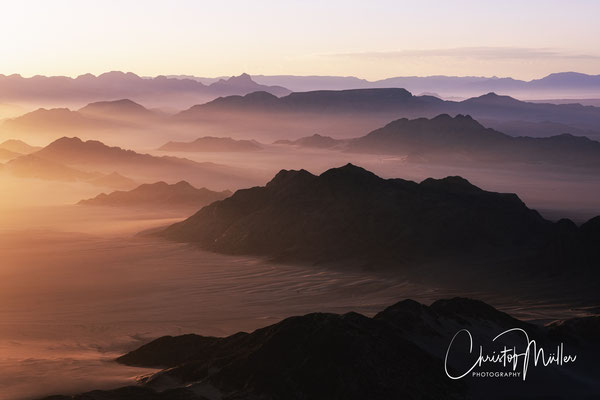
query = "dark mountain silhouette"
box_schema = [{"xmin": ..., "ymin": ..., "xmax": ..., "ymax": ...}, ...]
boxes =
[
  {"xmin": 44, "ymin": 298, "xmax": 600, "ymax": 400},
  {"xmin": 159, "ymin": 136, "xmax": 262, "ymax": 152},
  {"xmin": 30, "ymin": 137, "xmax": 255, "ymax": 190},
  {"xmin": 158, "ymin": 165, "xmax": 599, "ymax": 282},
  {"xmin": 79, "ymin": 181, "xmax": 231, "ymax": 208},
  {"xmin": 274, "ymin": 133, "xmax": 346, "ymax": 149},
  {"xmin": 0, "ymin": 72, "xmax": 290, "ymax": 109},
  {"xmin": 0, "ymin": 139, "xmax": 41, "ymax": 154},
  {"xmin": 159, "ymin": 164, "xmax": 541, "ymax": 263},
  {"xmin": 346, "ymin": 114, "xmax": 600, "ymax": 168}
]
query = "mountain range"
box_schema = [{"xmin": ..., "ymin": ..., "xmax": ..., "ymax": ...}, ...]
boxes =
[
  {"xmin": 173, "ymin": 89, "xmax": 600, "ymax": 140},
  {"xmin": 0, "ymin": 72, "xmax": 290, "ymax": 109},
  {"xmin": 250, "ymin": 72, "xmax": 600, "ymax": 99},
  {"xmin": 5, "ymin": 88, "xmax": 600, "ymax": 146},
  {"xmin": 43, "ymin": 297, "xmax": 600, "ymax": 400},
  {"xmin": 79, "ymin": 181, "xmax": 231, "ymax": 208},
  {"xmin": 0, "ymin": 99, "xmax": 161, "ymax": 142}
]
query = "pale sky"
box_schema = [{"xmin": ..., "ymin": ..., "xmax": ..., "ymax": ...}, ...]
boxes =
[{"xmin": 1, "ymin": 0, "xmax": 599, "ymax": 80}]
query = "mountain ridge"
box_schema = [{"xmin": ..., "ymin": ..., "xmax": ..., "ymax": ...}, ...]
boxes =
[
  {"xmin": 0, "ymin": 72, "xmax": 291, "ymax": 109},
  {"xmin": 43, "ymin": 297, "xmax": 600, "ymax": 400},
  {"xmin": 79, "ymin": 180, "xmax": 231, "ymax": 208}
]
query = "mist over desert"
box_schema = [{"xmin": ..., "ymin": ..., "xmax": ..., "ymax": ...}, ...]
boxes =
[{"xmin": 1, "ymin": 1, "xmax": 600, "ymax": 399}]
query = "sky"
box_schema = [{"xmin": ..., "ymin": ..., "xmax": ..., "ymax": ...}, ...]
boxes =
[{"xmin": 1, "ymin": 0, "xmax": 599, "ymax": 80}]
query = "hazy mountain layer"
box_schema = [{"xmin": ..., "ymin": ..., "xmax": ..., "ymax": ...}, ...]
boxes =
[
  {"xmin": 251, "ymin": 72, "xmax": 600, "ymax": 98},
  {"xmin": 0, "ymin": 72, "xmax": 290, "ymax": 109},
  {"xmin": 159, "ymin": 136, "xmax": 262, "ymax": 152},
  {"xmin": 28, "ymin": 137, "xmax": 255, "ymax": 190},
  {"xmin": 79, "ymin": 181, "xmax": 231, "ymax": 208},
  {"xmin": 174, "ymin": 89, "xmax": 600, "ymax": 139}
]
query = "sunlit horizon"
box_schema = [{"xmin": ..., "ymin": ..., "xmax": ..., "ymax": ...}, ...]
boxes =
[{"xmin": 1, "ymin": 0, "xmax": 599, "ymax": 80}]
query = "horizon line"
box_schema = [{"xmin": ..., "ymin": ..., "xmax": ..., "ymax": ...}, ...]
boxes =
[{"xmin": 1, "ymin": 70, "xmax": 598, "ymax": 82}]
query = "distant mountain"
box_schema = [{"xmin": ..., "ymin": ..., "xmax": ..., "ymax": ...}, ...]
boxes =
[
  {"xmin": 79, "ymin": 181, "xmax": 231, "ymax": 208},
  {"xmin": 250, "ymin": 72, "xmax": 600, "ymax": 98},
  {"xmin": 159, "ymin": 136, "xmax": 263, "ymax": 152},
  {"xmin": 1, "ymin": 107, "xmax": 118, "ymax": 138},
  {"xmin": 173, "ymin": 89, "xmax": 442, "ymax": 140},
  {"xmin": 0, "ymin": 72, "xmax": 291, "ymax": 109},
  {"xmin": 0, "ymin": 139, "xmax": 41, "ymax": 154},
  {"xmin": 176, "ymin": 88, "xmax": 429, "ymax": 116},
  {"xmin": 208, "ymin": 73, "xmax": 290, "ymax": 97},
  {"xmin": 346, "ymin": 114, "xmax": 600, "ymax": 168},
  {"xmin": 274, "ymin": 133, "xmax": 346, "ymax": 149},
  {"xmin": 47, "ymin": 297, "xmax": 599, "ymax": 400},
  {"xmin": 174, "ymin": 89, "xmax": 600, "ymax": 139},
  {"xmin": 87, "ymin": 171, "xmax": 137, "ymax": 190},
  {"xmin": 78, "ymin": 98, "xmax": 157, "ymax": 120},
  {"xmin": 5, "ymin": 107, "xmax": 99, "ymax": 128},
  {"xmin": 2, "ymin": 153, "xmax": 140, "ymax": 188},
  {"xmin": 251, "ymin": 74, "xmax": 371, "ymax": 92},
  {"xmin": 0, "ymin": 100, "xmax": 161, "ymax": 143},
  {"xmin": 3, "ymin": 154, "xmax": 97, "ymax": 181},
  {"xmin": 30, "ymin": 137, "xmax": 256, "ymax": 190}
]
